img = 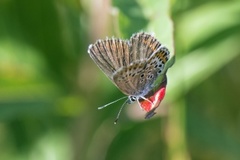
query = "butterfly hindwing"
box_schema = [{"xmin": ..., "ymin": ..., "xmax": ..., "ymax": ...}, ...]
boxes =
[
  {"xmin": 113, "ymin": 46, "xmax": 170, "ymax": 96},
  {"xmin": 143, "ymin": 47, "xmax": 170, "ymax": 89}
]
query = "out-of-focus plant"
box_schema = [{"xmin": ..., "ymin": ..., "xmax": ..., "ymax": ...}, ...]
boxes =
[{"xmin": 0, "ymin": 0, "xmax": 240, "ymax": 160}]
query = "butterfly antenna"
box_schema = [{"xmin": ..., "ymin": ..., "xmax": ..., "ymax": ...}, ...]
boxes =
[
  {"xmin": 98, "ymin": 96, "xmax": 128, "ymax": 110},
  {"xmin": 114, "ymin": 98, "xmax": 129, "ymax": 124}
]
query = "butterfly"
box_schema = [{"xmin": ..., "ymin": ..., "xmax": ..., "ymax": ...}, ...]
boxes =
[{"xmin": 88, "ymin": 32, "xmax": 173, "ymax": 123}]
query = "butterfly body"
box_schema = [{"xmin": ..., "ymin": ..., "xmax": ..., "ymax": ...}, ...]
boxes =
[{"xmin": 88, "ymin": 32, "xmax": 171, "ymax": 120}]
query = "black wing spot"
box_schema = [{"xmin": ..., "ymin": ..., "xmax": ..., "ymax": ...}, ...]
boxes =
[
  {"xmin": 158, "ymin": 70, "xmax": 162, "ymax": 74},
  {"xmin": 147, "ymin": 74, "xmax": 154, "ymax": 79}
]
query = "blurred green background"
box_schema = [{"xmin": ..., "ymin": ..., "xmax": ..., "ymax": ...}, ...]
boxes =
[{"xmin": 0, "ymin": 0, "xmax": 240, "ymax": 160}]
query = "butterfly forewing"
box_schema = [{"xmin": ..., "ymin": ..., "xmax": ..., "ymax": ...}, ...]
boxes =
[
  {"xmin": 129, "ymin": 32, "xmax": 162, "ymax": 61},
  {"xmin": 88, "ymin": 39, "xmax": 129, "ymax": 80}
]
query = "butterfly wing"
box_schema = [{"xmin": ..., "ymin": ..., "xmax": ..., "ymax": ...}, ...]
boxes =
[
  {"xmin": 112, "ymin": 61, "xmax": 147, "ymax": 95},
  {"xmin": 88, "ymin": 32, "xmax": 170, "ymax": 96},
  {"xmin": 88, "ymin": 39, "xmax": 130, "ymax": 80},
  {"xmin": 112, "ymin": 32, "xmax": 167, "ymax": 96},
  {"xmin": 129, "ymin": 32, "xmax": 162, "ymax": 61},
  {"xmin": 113, "ymin": 46, "xmax": 170, "ymax": 96},
  {"xmin": 142, "ymin": 46, "xmax": 170, "ymax": 89}
]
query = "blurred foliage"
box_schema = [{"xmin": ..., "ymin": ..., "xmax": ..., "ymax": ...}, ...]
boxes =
[{"xmin": 0, "ymin": 0, "xmax": 240, "ymax": 160}]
